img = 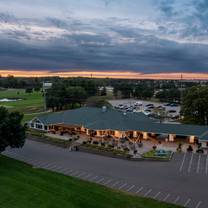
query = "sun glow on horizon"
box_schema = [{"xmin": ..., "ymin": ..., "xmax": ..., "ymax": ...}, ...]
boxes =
[{"xmin": 0, "ymin": 70, "xmax": 208, "ymax": 80}]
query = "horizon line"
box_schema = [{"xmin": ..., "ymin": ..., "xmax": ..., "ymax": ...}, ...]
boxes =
[{"xmin": 0, "ymin": 70, "xmax": 208, "ymax": 80}]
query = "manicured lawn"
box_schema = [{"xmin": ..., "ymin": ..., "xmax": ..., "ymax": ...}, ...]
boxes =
[
  {"xmin": 0, "ymin": 88, "xmax": 44, "ymax": 113},
  {"xmin": 0, "ymin": 88, "xmax": 44, "ymax": 122},
  {"xmin": 0, "ymin": 156, "xmax": 181, "ymax": 208}
]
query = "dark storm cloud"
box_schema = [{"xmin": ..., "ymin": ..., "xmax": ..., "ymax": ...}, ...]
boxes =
[
  {"xmin": 0, "ymin": 0, "xmax": 208, "ymax": 74},
  {"xmin": 158, "ymin": 0, "xmax": 177, "ymax": 17},
  {"xmin": 1, "ymin": 32, "xmax": 208, "ymax": 73}
]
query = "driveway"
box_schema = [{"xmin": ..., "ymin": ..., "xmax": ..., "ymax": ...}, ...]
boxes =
[{"xmin": 3, "ymin": 139, "xmax": 208, "ymax": 208}]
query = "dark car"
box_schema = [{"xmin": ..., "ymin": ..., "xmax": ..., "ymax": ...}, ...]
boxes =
[
  {"xmin": 146, "ymin": 103, "xmax": 154, "ymax": 107},
  {"xmin": 196, "ymin": 148, "xmax": 204, "ymax": 154}
]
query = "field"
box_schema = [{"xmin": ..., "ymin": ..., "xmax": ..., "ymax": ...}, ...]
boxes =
[
  {"xmin": 0, "ymin": 88, "xmax": 45, "ymax": 122},
  {"xmin": 0, "ymin": 155, "xmax": 181, "ymax": 208}
]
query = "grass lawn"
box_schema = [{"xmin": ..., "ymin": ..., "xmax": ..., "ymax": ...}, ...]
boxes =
[
  {"xmin": 0, "ymin": 88, "xmax": 44, "ymax": 122},
  {"xmin": 0, "ymin": 156, "xmax": 181, "ymax": 208},
  {"xmin": 142, "ymin": 150, "xmax": 173, "ymax": 161},
  {"xmin": 0, "ymin": 88, "xmax": 44, "ymax": 113}
]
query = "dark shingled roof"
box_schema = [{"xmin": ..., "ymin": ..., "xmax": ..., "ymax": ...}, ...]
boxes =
[{"xmin": 36, "ymin": 107, "xmax": 208, "ymax": 140}]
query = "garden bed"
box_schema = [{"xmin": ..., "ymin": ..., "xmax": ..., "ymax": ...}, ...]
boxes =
[
  {"xmin": 80, "ymin": 143, "xmax": 132, "ymax": 160},
  {"xmin": 27, "ymin": 130, "xmax": 73, "ymax": 148},
  {"xmin": 142, "ymin": 150, "xmax": 173, "ymax": 161}
]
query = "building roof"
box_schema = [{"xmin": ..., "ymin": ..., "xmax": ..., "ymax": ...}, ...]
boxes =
[{"xmin": 35, "ymin": 107, "xmax": 208, "ymax": 140}]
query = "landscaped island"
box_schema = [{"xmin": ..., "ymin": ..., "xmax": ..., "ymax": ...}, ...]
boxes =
[{"xmin": 0, "ymin": 156, "xmax": 181, "ymax": 208}]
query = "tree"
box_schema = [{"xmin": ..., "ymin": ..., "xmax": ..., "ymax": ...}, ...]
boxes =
[
  {"xmin": 133, "ymin": 84, "xmax": 154, "ymax": 99},
  {"xmin": 181, "ymin": 86, "xmax": 208, "ymax": 125},
  {"xmin": 65, "ymin": 86, "xmax": 87, "ymax": 108},
  {"xmin": 100, "ymin": 87, "xmax": 107, "ymax": 96},
  {"xmin": 34, "ymin": 87, "xmax": 41, "ymax": 92},
  {"xmin": 46, "ymin": 84, "xmax": 87, "ymax": 111},
  {"xmin": 0, "ymin": 107, "xmax": 26, "ymax": 153},
  {"xmin": 25, "ymin": 88, "xmax": 33, "ymax": 93},
  {"xmin": 114, "ymin": 83, "xmax": 133, "ymax": 98},
  {"xmin": 155, "ymin": 88, "xmax": 180, "ymax": 102},
  {"xmin": 86, "ymin": 96, "xmax": 112, "ymax": 108}
]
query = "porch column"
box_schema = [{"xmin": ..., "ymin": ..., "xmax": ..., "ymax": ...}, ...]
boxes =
[
  {"xmin": 133, "ymin": 131, "xmax": 137, "ymax": 138},
  {"xmin": 96, "ymin": 130, "xmax": 102, "ymax": 137},
  {"xmin": 81, "ymin": 126, "xmax": 85, "ymax": 133},
  {"xmin": 189, "ymin": 136, "xmax": 195, "ymax": 144},
  {"xmin": 169, "ymin": 134, "xmax": 175, "ymax": 142},
  {"xmin": 143, "ymin": 132, "xmax": 148, "ymax": 140},
  {"xmin": 115, "ymin": 131, "xmax": 122, "ymax": 138},
  {"xmin": 86, "ymin": 129, "xmax": 90, "ymax": 136},
  {"xmin": 201, "ymin": 141, "xmax": 207, "ymax": 148}
]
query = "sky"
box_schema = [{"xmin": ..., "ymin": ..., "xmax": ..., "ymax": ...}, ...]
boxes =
[{"xmin": 0, "ymin": 0, "xmax": 208, "ymax": 79}]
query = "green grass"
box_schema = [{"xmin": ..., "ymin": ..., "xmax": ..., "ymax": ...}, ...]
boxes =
[
  {"xmin": 0, "ymin": 88, "xmax": 44, "ymax": 113},
  {"xmin": 0, "ymin": 155, "xmax": 181, "ymax": 208},
  {"xmin": 142, "ymin": 150, "xmax": 172, "ymax": 160},
  {"xmin": 0, "ymin": 88, "xmax": 44, "ymax": 122}
]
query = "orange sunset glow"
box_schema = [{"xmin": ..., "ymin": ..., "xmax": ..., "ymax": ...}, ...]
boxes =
[{"xmin": 0, "ymin": 70, "xmax": 208, "ymax": 80}]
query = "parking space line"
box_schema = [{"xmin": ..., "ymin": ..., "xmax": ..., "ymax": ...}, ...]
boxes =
[
  {"xmin": 136, "ymin": 187, "xmax": 143, "ymax": 194},
  {"xmin": 46, "ymin": 164, "xmax": 58, "ymax": 170},
  {"xmin": 97, "ymin": 178, "xmax": 105, "ymax": 183},
  {"xmin": 90, "ymin": 176, "xmax": 99, "ymax": 181},
  {"xmin": 65, "ymin": 169, "xmax": 74, "ymax": 175},
  {"xmin": 61, "ymin": 168, "xmax": 72, "ymax": 174},
  {"xmin": 77, "ymin": 172, "xmax": 86, "ymax": 177},
  {"xmin": 153, "ymin": 192, "xmax": 161, "ymax": 199},
  {"xmin": 144, "ymin": 189, "xmax": 152, "ymax": 197},
  {"xmin": 33, "ymin": 161, "xmax": 44, "ymax": 167},
  {"xmin": 53, "ymin": 165, "xmax": 65, "ymax": 171},
  {"xmin": 40, "ymin": 163, "xmax": 54, "ymax": 169},
  {"xmin": 70, "ymin": 170, "xmax": 80, "ymax": 176},
  {"xmin": 184, "ymin": 198, "xmax": 191, "ymax": 207},
  {"xmin": 188, "ymin": 153, "xmax": 194, "ymax": 173},
  {"xmin": 43, "ymin": 163, "xmax": 57, "ymax": 169},
  {"xmin": 205, "ymin": 155, "xmax": 208, "ymax": 175},
  {"xmin": 126, "ymin": 185, "xmax": 135, "ymax": 192},
  {"xmin": 173, "ymin": 196, "xmax": 180, "ymax": 204},
  {"xmin": 111, "ymin": 181, "xmax": 119, "ymax": 188},
  {"xmin": 83, "ymin": 173, "xmax": 93, "ymax": 179},
  {"xmin": 179, "ymin": 153, "xmax": 186, "ymax": 172},
  {"xmin": 163, "ymin": 194, "xmax": 170, "ymax": 202},
  {"xmin": 195, "ymin": 201, "xmax": 202, "ymax": 208},
  {"xmin": 196, "ymin": 155, "xmax": 201, "ymax": 174},
  {"xmin": 103, "ymin": 179, "xmax": 113, "ymax": 185},
  {"xmin": 118, "ymin": 183, "xmax": 127, "ymax": 190}
]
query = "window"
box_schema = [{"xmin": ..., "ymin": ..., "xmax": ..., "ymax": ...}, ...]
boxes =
[{"xmin": 36, "ymin": 124, "xmax": 43, "ymax": 129}]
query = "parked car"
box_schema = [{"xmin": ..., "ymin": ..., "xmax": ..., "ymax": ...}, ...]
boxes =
[
  {"xmin": 170, "ymin": 103, "xmax": 179, "ymax": 107},
  {"xmin": 196, "ymin": 148, "xmax": 204, "ymax": 154},
  {"xmin": 168, "ymin": 110, "xmax": 177, "ymax": 113},
  {"xmin": 146, "ymin": 103, "xmax": 154, "ymax": 107}
]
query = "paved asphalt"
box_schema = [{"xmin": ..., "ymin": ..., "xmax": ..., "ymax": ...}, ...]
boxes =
[{"xmin": 3, "ymin": 140, "xmax": 208, "ymax": 208}]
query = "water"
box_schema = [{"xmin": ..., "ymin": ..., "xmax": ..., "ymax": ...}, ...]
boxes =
[{"xmin": 0, "ymin": 98, "xmax": 22, "ymax": 102}]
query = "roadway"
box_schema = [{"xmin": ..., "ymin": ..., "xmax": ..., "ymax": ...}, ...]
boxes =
[{"xmin": 3, "ymin": 139, "xmax": 208, "ymax": 208}]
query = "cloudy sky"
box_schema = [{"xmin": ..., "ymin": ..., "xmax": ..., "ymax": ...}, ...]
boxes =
[{"xmin": 0, "ymin": 0, "xmax": 208, "ymax": 79}]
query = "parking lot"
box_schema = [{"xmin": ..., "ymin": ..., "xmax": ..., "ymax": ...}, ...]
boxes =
[
  {"xmin": 108, "ymin": 99, "xmax": 181, "ymax": 121},
  {"xmin": 176, "ymin": 152, "xmax": 208, "ymax": 176},
  {"xmin": 4, "ymin": 140, "xmax": 208, "ymax": 208}
]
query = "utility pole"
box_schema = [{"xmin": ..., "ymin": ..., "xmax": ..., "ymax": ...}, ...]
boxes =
[{"xmin": 180, "ymin": 73, "xmax": 183, "ymax": 104}]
